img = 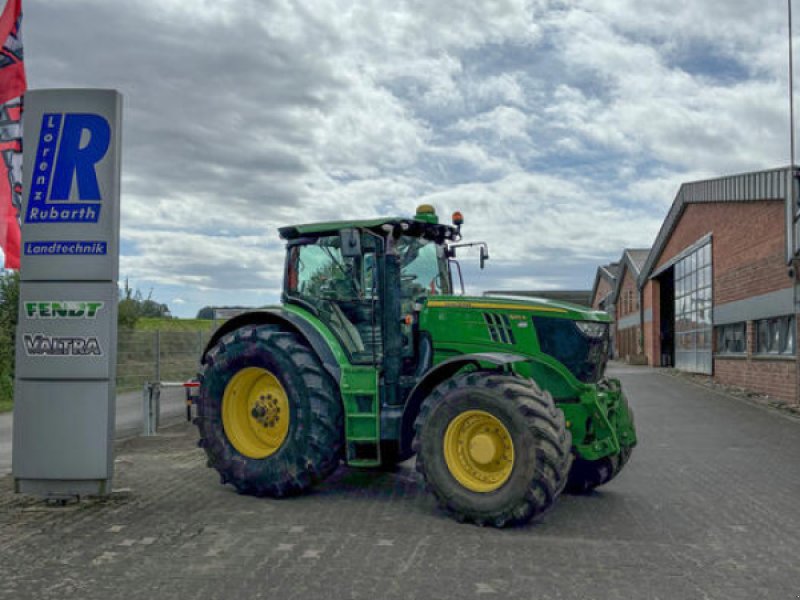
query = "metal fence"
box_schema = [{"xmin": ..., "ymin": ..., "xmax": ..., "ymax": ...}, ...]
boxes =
[{"xmin": 117, "ymin": 330, "xmax": 210, "ymax": 390}]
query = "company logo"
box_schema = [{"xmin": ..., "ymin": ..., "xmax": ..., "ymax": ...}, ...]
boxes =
[
  {"xmin": 23, "ymin": 241, "xmax": 107, "ymax": 256},
  {"xmin": 25, "ymin": 112, "xmax": 111, "ymax": 224},
  {"xmin": 25, "ymin": 301, "xmax": 104, "ymax": 319},
  {"xmin": 23, "ymin": 334, "xmax": 103, "ymax": 356}
]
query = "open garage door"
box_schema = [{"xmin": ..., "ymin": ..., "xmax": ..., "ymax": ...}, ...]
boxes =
[{"xmin": 674, "ymin": 240, "xmax": 712, "ymax": 374}]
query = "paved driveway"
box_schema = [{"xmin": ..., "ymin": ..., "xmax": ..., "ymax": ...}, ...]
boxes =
[{"xmin": 1, "ymin": 364, "xmax": 799, "ymax": 599}]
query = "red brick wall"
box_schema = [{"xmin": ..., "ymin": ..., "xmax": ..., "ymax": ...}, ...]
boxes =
[
  {"xmin": 615, "ymin": 267, "xmax": 639, "ymax": 321},
  {"xmin": 643, "ymin": 279, "xmax": 660, "ymax": 366},
  {"xmin": 616, "ymin": 325, "xmax": 642, "ymax": 360},
  {"xmin": 714, "ymin": 321, "xmax": 796, "ymax": 403},
  {"xmin": 654, "ymin": 201, "xmax": 789, "ymax": 305},
  {"xmin": 615, "ymin": 266, "xmax": 644, "ymax": 361},
  {"xmin": 592, "ymin": 277, "xmax": 613, "ymax": 310},
  {"xmin": 647, "ymin": 199, "xmax": 796, "ymax": 402},
  {"xmin": 715, "ymin": 358, "xmax": 796, "ymax": 403}
]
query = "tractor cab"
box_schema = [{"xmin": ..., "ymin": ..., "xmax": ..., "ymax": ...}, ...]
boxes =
[{"xmin": 279, "ymin": 205, "xmax": 469, "ymax": 369}]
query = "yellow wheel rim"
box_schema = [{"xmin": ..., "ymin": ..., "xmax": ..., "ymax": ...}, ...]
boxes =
[
  {"xmin": 222, "ymin": 367, "xmax": 290, "ymax": 459},
  {"xmin": 443, "ymin": 410, "xmax": 514, "ymax": 493}
]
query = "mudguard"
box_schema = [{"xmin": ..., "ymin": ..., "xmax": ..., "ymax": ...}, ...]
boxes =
[
  {"xmin": 202, "ymin": 308, "xmax": 341, "ymax": 382},
  {"xmin": 397, "ymin": 352, "xmax": 531, "ymax": 459}
]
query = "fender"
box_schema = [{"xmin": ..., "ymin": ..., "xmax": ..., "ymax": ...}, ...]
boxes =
[
  {"xmin": 396, "ymin": 352, "xmax": 531, "ymax": 459},
  {"xmin": 203, "ymin": 308, "xmax": 341, "ymax": 382}
]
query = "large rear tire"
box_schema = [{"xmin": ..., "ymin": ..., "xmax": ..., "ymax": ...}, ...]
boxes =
[
  {"xmin": 195, "ymin": 324, "xmax": 343, "ymax": 497},
  {"xmin": 413, "ymin": 372, "xmax": 572, "ymax": 527}
]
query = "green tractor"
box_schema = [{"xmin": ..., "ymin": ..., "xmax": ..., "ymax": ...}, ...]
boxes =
[{"xmin": 194, "ymin": 205, "xmax": 637, "ymax": 527}]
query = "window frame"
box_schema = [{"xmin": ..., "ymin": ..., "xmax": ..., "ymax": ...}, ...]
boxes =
[
  {"xmin": 714, "ymin": 321, "xmax": 746, "ymax": 356},
  {"xmin": 755, "ymin": 315, "xmax": 795, "ymax": 356}
]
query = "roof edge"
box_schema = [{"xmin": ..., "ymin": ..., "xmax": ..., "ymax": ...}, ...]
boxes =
[{"xmin": 637, "ymin": 166, "xmax": 797, "ymax": 287}]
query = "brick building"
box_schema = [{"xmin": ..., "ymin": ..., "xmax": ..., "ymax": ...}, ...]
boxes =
[
  {"xmin": 591, "ymin": 262, "xmax": 619, "ymax": 355},
  {"xmin": 610, "ymin": 249, "xmax": 650, "ymax": 363},
  {"xmin": 619, "ymin": 167, "xmax": 798, "ymax": 403}
]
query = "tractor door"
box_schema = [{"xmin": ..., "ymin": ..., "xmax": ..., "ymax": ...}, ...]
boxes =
[{"xmin": 285, "ymin": 234, "xmax": 382, "ymax": 365}]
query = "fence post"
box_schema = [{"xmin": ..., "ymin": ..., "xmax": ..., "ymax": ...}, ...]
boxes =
[
  {"xmin": 142, "ymin": 382, "xmax": 154, "ymax": 436},
  {"xmin": 154, "ymin": 383, "xmax": 161, "ymax": 432},
  {"xmin": 142, "ymin": 381, "xmax": 162, "ymax": 436},
  {"xmin": 154, "ymin": 330, "xmax": 161, "ymax": 383}
]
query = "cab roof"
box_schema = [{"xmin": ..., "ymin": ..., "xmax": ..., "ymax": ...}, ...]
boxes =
[{"xmin": 278, "ymin": 216, "xmax": 459, "ymax": 241}]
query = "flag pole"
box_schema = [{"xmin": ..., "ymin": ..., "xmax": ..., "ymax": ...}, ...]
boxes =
[{"xmin": 790, "ymin": 0, "xmax": 796, "ymax": 172}]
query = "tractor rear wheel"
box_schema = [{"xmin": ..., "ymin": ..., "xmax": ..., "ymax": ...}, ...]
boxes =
[
  {"xmin": 413, "ymin": 372, "xmax": 572, "ymax": 527},
  {"xmin": 195, "ymin": 324, "xmax": 343, "ymax": 497}
]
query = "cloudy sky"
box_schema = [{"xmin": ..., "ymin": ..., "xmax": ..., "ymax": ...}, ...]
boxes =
[{"xmin": 8, "ymin": 0, "xmax": 795, "ymax": 316}]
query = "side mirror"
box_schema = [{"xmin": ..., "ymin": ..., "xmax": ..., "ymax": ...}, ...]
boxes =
[
  {"xmin": 340, "ymin": 228, "xmax": 362, "ymax": 258},
  {"xmin": 480, "ymin": 245, "xmax": 489, "ymax": 270}
]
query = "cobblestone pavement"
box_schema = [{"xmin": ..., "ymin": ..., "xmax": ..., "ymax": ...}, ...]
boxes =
[{"xmin": 1, "ymin": 365, "xmax": 799, "ymax": 600}]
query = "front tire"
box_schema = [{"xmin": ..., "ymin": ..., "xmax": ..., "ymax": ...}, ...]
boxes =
[
  {"xmin": 564, "ymin": 446, "xmax": 632, "ymax": 494},
  {"xmin": 413, "ymin": 372, "xmax": 572, "ymax": 527},
  {"xmin": 195, "ymin": 324, "xmax": 343, "ymax": 497},
  {"xmin": 565, "ymin": 398, "xmax": 635, "ymax": 494}
]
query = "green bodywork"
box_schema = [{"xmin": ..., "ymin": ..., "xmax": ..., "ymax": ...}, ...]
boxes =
[
  {"xmin": 215, "ymin": 211, "xmax": 637, "ymax": 468},
  {"xmin": 282, "ymin": 303, "xmax": 383, "ymax": 466},
  {"xmin": 419, "ymin": 296, "xmax": 636, "ymax": 461},
  {"xmin": 276, "ymin": 290, "xmax": 636, "ymax": 466}
]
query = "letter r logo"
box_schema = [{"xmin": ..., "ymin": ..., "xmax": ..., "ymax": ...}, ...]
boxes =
[{"xmin": 49, "ymin": 114, "xmax": 111, "ymax": 201}]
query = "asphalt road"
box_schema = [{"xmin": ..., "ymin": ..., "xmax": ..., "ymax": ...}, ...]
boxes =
[
  {"xmin": 0, "ymin": 386, "xmax": 188, "ymax": 475},
  {"xmin": 1, "ymin": 364, "xmax": 800, "ymax": 599}
]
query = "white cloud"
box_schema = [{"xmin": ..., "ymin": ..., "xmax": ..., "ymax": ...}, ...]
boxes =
[{"xmin": 19, "ymin": 0, "xmax": 796, "ymax": 316}]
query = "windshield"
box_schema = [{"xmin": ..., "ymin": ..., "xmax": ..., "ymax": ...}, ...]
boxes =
[{"xmin": 397, "ymin": 236, "xmax": 451, "ymax": 297}]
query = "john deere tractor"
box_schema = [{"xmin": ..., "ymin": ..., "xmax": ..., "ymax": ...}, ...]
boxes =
[{"xmin": 194, "ymin": 205, "xmax": 636, "ymax": 527}]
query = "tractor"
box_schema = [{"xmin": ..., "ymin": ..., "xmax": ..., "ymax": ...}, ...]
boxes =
[{"xmin": 194, "ymin": 205, "xmax": 637, "ymax": 527}]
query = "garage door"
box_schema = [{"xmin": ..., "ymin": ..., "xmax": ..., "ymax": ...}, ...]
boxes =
[{"xmin": 674, "ymin": 241, "xmax": 712, "ymax": 374}]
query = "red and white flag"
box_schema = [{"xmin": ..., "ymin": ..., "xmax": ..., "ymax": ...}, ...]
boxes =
[{"xmin": 0, "ymin": 0, "xmax": 25, "ymax": 269}]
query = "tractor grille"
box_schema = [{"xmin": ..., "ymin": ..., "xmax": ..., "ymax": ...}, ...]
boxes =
[
  {"xmin": 533, "ymin": 317, "xmax": 609, "ymax": 383},
  {"xmin": 483, "ymin": 312, "xmax": 516, "ymax": 345}
]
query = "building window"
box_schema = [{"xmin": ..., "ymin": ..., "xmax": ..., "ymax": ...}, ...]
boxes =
[
  {"xmin": 755, "ymin": 315, "xmax": 795, "ymax": 356},
  {"xmin": 715, "ymin": 322, "xmax": 746, "ymax": 355},
  {"xmin": 674, "ymin": 240, "xmax": 712, "ymax": 374}
]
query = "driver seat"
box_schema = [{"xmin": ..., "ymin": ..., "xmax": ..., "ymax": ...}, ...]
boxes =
[{"xmin": 327, "ymin": 302, "xmax": 365, "ymax": 354}]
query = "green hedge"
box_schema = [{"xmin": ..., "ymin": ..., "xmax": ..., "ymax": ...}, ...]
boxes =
[{"xmin": 0, "ymin": 271, "xmax": 19, "ymax": 411}]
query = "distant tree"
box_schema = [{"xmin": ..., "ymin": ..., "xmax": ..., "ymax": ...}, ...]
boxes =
[
  {"xmin": 118, "ymin": 279, "xmax": 172, "ymax": 329},
  {"xmin": 196, "ymin": 306, "xmax": 214, "ymax": 320},
  {"xmin": 0, "ymin": 270, "xmax": 20, "ymax": 404}
]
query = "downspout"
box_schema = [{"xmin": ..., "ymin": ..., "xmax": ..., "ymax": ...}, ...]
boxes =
[
  {"xmin": 638, "ymin": 282, "xmax": 645, "ymax": 363},
  {"xmin": 787, "ymin": 2, "xmax": 800, "ymax": 404}
]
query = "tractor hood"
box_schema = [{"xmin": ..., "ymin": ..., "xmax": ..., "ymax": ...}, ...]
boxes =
[
  {"xmin": 422, "ymin": 295, "xmax": 611, "ymax": 385},
  {"xmin": 425, "ymin": 295, "xmax": 610, "ymax": 322}
]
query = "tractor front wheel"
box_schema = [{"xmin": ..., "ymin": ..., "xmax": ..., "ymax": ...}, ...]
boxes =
[
  {"xmin": 195, "ymin": 324, "xmax": 343, "ymax": 497},
  {"xmin": 413, "ymin": 372, "xmax": 572, "ymax": 527},
  {"xmin": 565, "ymin": 397, "xmax": 635, "ymax": 494},
  {"xmin": 564, "ymin": 445, "xmax": 633, "ymax": 494}
]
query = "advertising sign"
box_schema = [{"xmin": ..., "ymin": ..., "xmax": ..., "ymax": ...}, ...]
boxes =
[
  {"xmin": 13, "ymin": 89, "xmax": 122, "ymax": 498},
  {"xmin": 15, "ymin": 282, "xmax": 118, "ymax": 380},
  {"xmin": 19, "ymin": 89, "xmax": 121, "ymax": 281}
]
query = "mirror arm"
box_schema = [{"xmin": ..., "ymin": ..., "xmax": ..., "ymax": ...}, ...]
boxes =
[{"xmin": 449, "ymin": 259, "xmax": 465, "ymax": 295}]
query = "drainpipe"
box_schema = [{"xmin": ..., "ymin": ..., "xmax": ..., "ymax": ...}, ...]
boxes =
[{"xmin": 639, "ymin": 284, "xmax": 645, "ymax": 364}]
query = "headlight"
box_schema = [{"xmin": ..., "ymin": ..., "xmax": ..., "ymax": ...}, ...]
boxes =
[{"xmin": 575, "ymin": 321, "xmax": 608, "ymax": 338}]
